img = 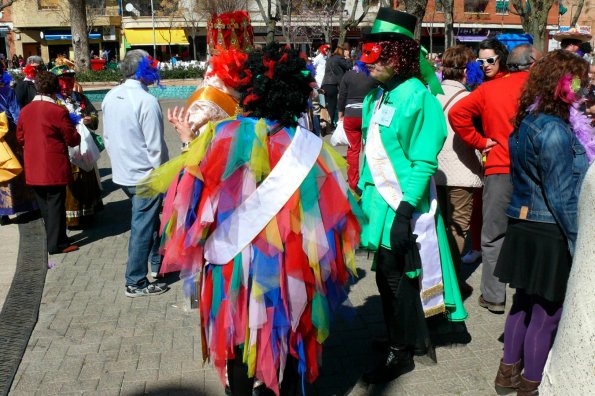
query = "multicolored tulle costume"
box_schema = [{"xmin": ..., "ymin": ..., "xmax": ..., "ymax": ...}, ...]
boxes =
[{"xmin": 141, "ymin": 116, "xmax": 362, "ymax": 393}]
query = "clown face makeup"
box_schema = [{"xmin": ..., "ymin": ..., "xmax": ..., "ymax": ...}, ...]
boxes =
[{"xmin": 59, "ymin": 76, "xmax": 75, "ymax": 97}]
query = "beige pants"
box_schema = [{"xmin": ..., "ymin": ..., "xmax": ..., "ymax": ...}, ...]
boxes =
[{"xmin": 437, "ymin": 185, "xmax": 477, "ymax": 278}]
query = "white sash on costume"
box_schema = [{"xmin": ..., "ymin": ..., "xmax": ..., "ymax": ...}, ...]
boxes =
[
  {"xmin": 365, "ymin": 95, "xmax": 445, "ymax": 317},
  {"xmin": 204, "ymin": 125, "xmax": 323, "ymax": 265}
]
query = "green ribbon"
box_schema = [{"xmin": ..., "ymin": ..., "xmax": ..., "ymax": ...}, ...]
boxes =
[{"xmin": 370, "ymin": 19, "xmax": 414, "ymax": 39}]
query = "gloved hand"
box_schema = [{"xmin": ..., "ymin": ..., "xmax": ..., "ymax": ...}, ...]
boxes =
[{"xmin": 390, "ymin": 201, "xmax": 415, "ymax": 252}]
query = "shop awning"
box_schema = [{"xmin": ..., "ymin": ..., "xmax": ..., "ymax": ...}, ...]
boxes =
[
  {"xmin": 455, "ymin": 35, "xmax": 490, "ymax": 42},
  {"xmin": 42, "ymin": 30, "xmax": 101, "ymax": 41},
  {"xmin": 124, "ymin": 28, "xmax": 189, "ymax": 46}
]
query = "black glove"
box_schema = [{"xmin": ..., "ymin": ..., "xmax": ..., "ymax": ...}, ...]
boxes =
[{"xmin": 390, "ymin": 201, "xmax": 415, "ymax": 252}]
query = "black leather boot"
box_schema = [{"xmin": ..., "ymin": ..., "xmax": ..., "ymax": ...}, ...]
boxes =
[{"xmin": 363, "ymin": 347, "xmax": 415, "ymax": 384}]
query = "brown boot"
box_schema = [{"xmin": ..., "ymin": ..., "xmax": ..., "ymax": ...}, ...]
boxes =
[
  {"xmin": 517, "ymin": 374, "xmax": 540, "ymax": 396},
  {"xmin": 494, "ymin": 359, "xmax": 522, "ymax": 395}
]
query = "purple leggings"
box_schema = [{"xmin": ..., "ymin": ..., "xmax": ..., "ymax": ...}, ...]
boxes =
[{"xmin": 502, "ymin": 289, "xmax": 562, "ymax": 381}]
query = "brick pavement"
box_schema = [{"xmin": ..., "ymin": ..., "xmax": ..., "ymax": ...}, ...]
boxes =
[{"xmin": 10, "ymin": 99, "xmax": 511, "ymax": 396}]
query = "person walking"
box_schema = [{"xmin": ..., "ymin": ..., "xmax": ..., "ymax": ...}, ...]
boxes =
[
  {"xmin": 102, "ymin": 50, "xmax": 170, "ymax": 297},
  {"xmin": 337, "ymin": 61, "xmax": 378, "ymax": 191},
  {"xmin": 15, "ymin": 55, "xmax": 43, "ymax": 108},
  {"xmin": 492, "ymin": 49, "xmax": 591, "ymax": 396},
  {"xmin": 16, "ymin": 71, "xmax": 80, "ymax": 254},
  {"xmin": 435, "ymin": 45, "xmax": 483, "ymax": 296},
  {"xmin": 321, "ymin": 46, "xmax": 352, "ymax": 129},
  {"xmin": 449, "ymin": 44, "xmax": 541, "ymax": 314}
]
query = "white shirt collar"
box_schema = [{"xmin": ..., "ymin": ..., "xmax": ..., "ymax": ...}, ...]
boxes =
[{"xmin": 32, "ymin": 94, "xmax": 56, "ymax": 103}]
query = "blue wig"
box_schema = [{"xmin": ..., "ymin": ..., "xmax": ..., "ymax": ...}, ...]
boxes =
[
  {"xmin": 135, "ymin": 56, "xmax": 161, "ymax": 87},
  {"xmin": 306, "ymin": 62, "xmax": 316, "ymax": 77},
  {"xmin": 1, "ymin": 71, "xmax": 12, "ymax": 86},
  {"xmin": 354, "ymin": 60, "xmax": 370, "ymax": 76},
  {"xmin": 466, "ymin": 61, "xmax": 484, "ymax": 87}
]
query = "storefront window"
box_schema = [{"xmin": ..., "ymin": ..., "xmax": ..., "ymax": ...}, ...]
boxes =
[
  {"xmin": 38, "ymin": 0, "xmax": 59, "ymax": 9},
  {"xmin": 464, "ymin": 0, "xmax": 489, "ymax": 13}
]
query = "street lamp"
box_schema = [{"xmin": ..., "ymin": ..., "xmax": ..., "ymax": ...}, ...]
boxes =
[{"xmin": 150, "ymin": 0, "xmax": 156, "ymax": 59}]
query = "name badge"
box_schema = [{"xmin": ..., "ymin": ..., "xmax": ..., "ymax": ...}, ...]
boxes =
[{"xmin": 373, "ymin": 104, "xmax": 395, "ymax": 127}]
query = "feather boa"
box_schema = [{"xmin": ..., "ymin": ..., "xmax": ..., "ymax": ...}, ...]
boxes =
[
  {"xmin": 528, "ymin": 100, "xmax": 595, "ymax": 164},
  {"xmin": 135, "ymin": 56, "xmax": 161, "ymax": 87},
  {"xmin": 569, "ymin": 104, "xmax": 595, "ymax": 163},
  {"xmin": 466, "ymin": 61, "xmax": 484, "ymax": 87}
]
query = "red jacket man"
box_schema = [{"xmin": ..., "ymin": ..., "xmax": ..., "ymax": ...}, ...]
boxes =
[
  {"xmin": 17, "ymin": 73, "xmax": 80, "ymax": 255},
  {"xmin": 448, "ymin": 43, "xmax": 539, "ymax": 313}
]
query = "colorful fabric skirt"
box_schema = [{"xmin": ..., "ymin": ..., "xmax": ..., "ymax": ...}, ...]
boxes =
[{"xmin": 142, "ymin": 116, "xmax": 363, "ymax": 393}]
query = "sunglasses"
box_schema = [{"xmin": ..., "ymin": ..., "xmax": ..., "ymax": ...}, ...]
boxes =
[{"xmin": 476, "ymin": 55, "xmax": 499, "ymax": 66}]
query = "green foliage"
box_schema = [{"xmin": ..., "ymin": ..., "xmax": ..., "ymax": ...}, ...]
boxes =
[
  {"xmin": 8, "ymin": 66, "xmax": 205, "ymax": 83},
  {"xmin": 75, "ymin": 68, "xmax": 122, "ymax": 82}
]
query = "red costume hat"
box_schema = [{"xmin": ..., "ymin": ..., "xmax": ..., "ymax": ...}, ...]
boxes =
[{"xmin": 207, "ymin": 10, "xmax": 254, "ymax": 55}]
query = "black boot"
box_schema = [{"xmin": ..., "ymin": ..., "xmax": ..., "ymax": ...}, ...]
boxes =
[{"xmin": 363, "ymin": 347, "xmax": 415, "ymax": 384}]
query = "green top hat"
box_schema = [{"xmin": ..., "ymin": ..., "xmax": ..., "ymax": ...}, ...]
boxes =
[
  {"xmin": 365, "ymin": 7, "xmax": 418, "ymax": 42},
  {"xmin": 50, "ymin": 65, "xmax": 76, "ymax": 77}
]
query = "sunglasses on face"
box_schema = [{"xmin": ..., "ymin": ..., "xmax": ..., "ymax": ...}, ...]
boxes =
[{"xmin": 476, "ymin": 55, "xmax": 499, "ymax": 66}]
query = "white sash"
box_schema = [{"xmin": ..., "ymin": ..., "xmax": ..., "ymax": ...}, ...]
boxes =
[
  {"xmin": 204, "ymin": 125, "xmax": 323, "ymax": 265},
  {"xmin": 365, "ymin": 95, "xmax": 445, "ymax": 317}
]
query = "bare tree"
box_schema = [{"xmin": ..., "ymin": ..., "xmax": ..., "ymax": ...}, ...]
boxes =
[
  {"xmin": 337, "ymin": 0, "xmax": 371, "ymax": 45},
  {"xmin": 509, "ymin": 0, "xmax": 556, "ymax": 53},
  {"xmin": 441, "ymin": 0, "xmax": 455, "ymax": 50},
  {"xmin": 400, "ymin": 0, "xmax": 429, "ymax": 39},
  {"xmin": 69, "ymin": 0, "xmax": 90, "ymax": 71},
  {"xmin": 0, "ymin": 0, "xmax": 16, "ymax": 11},
  {"xmin": 570, "ymin": 0, "xmax": 586, "ymax": 26},
  {"xmin": 254, "ymin": 0, "xmax": 282, "ymax": 44},
  {"xmin": 179, "ymin": 0, "xmax": 208, "ymax": 60},
  {"xmin": 156, "ymin": 0, "xmax": 184, "ymax": 60}
]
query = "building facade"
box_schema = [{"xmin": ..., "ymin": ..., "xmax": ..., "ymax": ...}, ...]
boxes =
[
  {"xmin": 7, "ymin": 1, "xmax": 585, "ymax": 64},
  {"xmin": 420, "ymin": 0, "xmax": 561, "ymax": 53}
]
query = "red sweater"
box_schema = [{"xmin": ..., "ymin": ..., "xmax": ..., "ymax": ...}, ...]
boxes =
[
  {"xmin": 448, "ymin": 71, "xmax": 529, "ymax": 176},
  {"xmin": 17, "ymin": 99, "xmax": 80, "ymax": 186}
]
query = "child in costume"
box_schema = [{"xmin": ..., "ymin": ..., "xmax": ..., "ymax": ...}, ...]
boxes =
[
  {"xmin": 140, "ymin": 43, "xmax": 362, "ymax": 395},
  {"xmin": 357, "ymin": 8, "xmax": 469, "ymax": 384}
]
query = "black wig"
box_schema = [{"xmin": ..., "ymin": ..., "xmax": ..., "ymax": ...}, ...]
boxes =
[{"xmin": 238, "ymin": 43, "xmax": 315, "ymax": 127}]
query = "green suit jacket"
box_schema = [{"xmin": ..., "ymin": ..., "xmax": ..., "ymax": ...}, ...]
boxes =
[{"xmin": 358, "ymin": 77, "xmax": 467, "ymax": 321}]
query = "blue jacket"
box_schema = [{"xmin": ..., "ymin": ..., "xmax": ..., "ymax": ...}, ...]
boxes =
[{"xmin": 507, "ymin": 113, "xmax": 589, "ymax": 254}]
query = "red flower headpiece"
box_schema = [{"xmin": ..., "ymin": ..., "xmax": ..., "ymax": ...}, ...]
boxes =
[
  {"xmin": 23, "ymin": 64, "xmax": 37, "ymax": 79},
  {"xmin": 207, "ymin": 48, "xmax": 250, "ymax": 89}
]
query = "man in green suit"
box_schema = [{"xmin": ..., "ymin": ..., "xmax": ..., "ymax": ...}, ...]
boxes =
[{"xmin": 358, "ymin": 8, "xmax": 468, "ymax": 384}]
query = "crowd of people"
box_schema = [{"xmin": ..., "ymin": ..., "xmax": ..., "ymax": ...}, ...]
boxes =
[{"xmin": 0, "ymin": 5, "xmax": 594, "ymax": 396}]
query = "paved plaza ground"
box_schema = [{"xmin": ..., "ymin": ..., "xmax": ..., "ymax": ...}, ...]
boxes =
[{"xmin": 6, "ymin": 99, "xmax": 512, "ymax": 395}]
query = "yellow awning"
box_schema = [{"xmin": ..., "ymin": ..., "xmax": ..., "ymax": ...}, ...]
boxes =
[{"xmin": 125, "ymin": 28, "xmax": 188, "ymax": 46}]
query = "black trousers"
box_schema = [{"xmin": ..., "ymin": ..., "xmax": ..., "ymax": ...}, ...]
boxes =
[
  {"xmin": 32, "ymin": 185, "xmax": 68, "ymax": 254},
  {"xmin": 227, "ymin": 348, "xmax": 299, "ymax": 396},
  {"xmin": 375, "ymin": 247, "xmax": 429, "ymax": 352},
  {"xmin": 321, "ymin": 83, "xmax": 339, "ymax": 127}
]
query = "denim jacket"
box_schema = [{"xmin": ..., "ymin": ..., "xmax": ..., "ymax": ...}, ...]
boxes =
[{"xmin": 507, "ymin": 113, "xmax": 589, "ymax": 254}]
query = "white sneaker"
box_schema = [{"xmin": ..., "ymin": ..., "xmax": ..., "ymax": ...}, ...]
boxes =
[
  {"xmin": 462, "ymin": 250, "xmax": 482, "ymax": 264},
  {"xmin": 151, "ymin": 271, "xmax": 160, "ymax": 278}
]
